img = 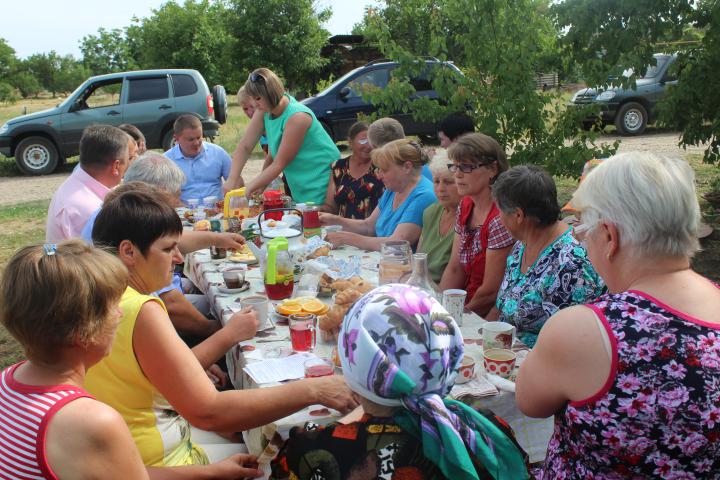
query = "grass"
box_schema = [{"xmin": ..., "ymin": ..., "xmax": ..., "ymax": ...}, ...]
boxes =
[{"xmin": 0, "ymin": 200, "xmax": 49, "ymax": 368}]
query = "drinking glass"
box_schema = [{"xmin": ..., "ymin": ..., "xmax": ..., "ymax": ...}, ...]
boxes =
[
  {"xmin": 289, "ymin": 313, "xmax": 317, "ymax": 352},
  {"xmin": 378, "ymin": 240, "xmax": 412, "ymax": 285}
]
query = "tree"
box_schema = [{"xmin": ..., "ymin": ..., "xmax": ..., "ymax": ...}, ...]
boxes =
[
  {"xmin": 9, "ymin": 70, "xmax": 42, "ymax": 98},
  {"xmin": 24, "ymin": 52, "xmax": 86, "ymax": 96},
  {"xmin": 80, "ymin": 27, "xmax": 138, "ymax": 75},
  {"xmin": 359, "ymin": 0, "xmax": 616, "ymax": 177},
  {"xmin": 0, "ymin": 38, "xmax": 16, "ymax": 79},
  {"xmin": 132, "ymin": 0, "xmax": 235, "ymax": 89},
  {"xmin": 226, "ymin": 0, "xmax": 332, "ymax": 94}
]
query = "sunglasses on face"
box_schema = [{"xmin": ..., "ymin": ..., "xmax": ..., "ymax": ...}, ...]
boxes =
[{"xmin": 248, "ymin": 71, "xmax": 265, "ymax": 83}]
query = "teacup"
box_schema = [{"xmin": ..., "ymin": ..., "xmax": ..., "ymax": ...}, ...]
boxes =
[
  {"xmin": 221, "ymin": 265, "xmax": 246, "ymax": 289},
  {"xmin": 455, "ymin": 355, "xmax": 475, "ymax": 384},
  {"xmin": 480, "ymin": 321, "xmax": 516, "ymax": 349},
  {"xmin": 483, "ymin": 348, "xmax": 517, "ymax": 379}
]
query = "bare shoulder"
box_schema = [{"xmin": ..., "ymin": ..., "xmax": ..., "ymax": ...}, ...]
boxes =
[
  {"xmin": 50, "ymin": 397, "xmax": 127, "ymax": 442},
  {"xmin": 288, "ymin": 111, "xmax": 313, "ymax": 128}
]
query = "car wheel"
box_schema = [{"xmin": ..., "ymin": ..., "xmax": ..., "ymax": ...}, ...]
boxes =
[
  {"xmin": 14, "ymin": 136, "xmax": 60, "ymax": 175},
  {"xmin": 212, "ymin": 85, "xmax": 227, "ymax": 125},
  {"xmin": 615, "ymin": 102, "xmax": 647, "ymax": 136},
  {"xmin": 162, "ymin": 129, "xmax": 176, "ymax": 151}
]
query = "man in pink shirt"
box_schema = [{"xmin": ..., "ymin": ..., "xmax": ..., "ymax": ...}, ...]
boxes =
[{"xmin": 46, "ymin": 125, "xmax": 131, "ymax": 242}]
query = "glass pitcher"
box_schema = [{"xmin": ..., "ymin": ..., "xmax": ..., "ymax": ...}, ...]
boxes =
[
  {"xmin": 264, "ymin": 237, "xmax": 294, "ymax": 300},
  {"xmin": 378, "ymin": 240, "xmax": 413, "ymax": 285}
]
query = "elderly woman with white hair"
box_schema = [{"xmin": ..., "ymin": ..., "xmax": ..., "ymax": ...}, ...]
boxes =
[
  {"xmin": 515, "ymin": 152, "xmax": 720, "ymax": 477},
  {"xmin": 417, "ymin": 149, "xmax": 461, "ymax": 283}
]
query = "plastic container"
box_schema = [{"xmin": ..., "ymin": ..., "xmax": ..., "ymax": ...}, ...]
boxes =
[
  {"xmin": 302, "ymin": 203, "xmax": 321, "ymax": 239},
  {"xmin": 224, "ymin": 187, "xmax": 249, "ymax": 219},
  {"xmin": 262, "ymin": 190, "xmax": 285, "ymax": 220}
]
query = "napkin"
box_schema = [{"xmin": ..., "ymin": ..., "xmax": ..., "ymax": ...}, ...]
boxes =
[{"xmin": 450, "ymin": 374, "xmax": 499, "ymax": 400}]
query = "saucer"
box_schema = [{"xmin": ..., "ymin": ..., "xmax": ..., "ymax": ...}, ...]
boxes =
[{"xmin": 217, "ymin": 281, "xmax": 250, "ymax": 294}]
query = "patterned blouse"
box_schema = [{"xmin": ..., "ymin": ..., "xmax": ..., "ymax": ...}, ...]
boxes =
[
  {"xmin": 542, "ymin": 289, "xmax": 720, "ymax": 479},
  {"xmin": 496, "ymin": 227, "xmax": 605, "ymax": 347},
  {"xmin": 331, "ymin": 156, "xmax": 385, "ymax": 219},
  {"xmin": 455, "ymin": 199, "xmax": 514, "ymax": 267}
]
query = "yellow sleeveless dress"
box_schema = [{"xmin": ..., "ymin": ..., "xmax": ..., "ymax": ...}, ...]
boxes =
[{"xmin": 85, "ymin": 286, "xmax": 209, "ymax": 466}]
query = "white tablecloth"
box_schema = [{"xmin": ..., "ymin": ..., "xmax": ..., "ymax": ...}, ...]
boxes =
[{"xmin": 185, "ymin": 245, "xmax": 553, "ymax": 464}]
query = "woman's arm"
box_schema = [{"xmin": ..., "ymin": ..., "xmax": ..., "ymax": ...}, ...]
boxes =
[
  {"xmin": 326, "ymin": 223, "xmax": 422, "ymax": 252},
  {"xmin": 319, "ymin": 207, "xmax": 378, "ymax": 236},
  {"xmin": 320, "ymin": 170, "xmax": 338, "ymax": 214},
  {"xmin": 245, "ymin": 113, "xmax": 311, "ymax": 196},
  {"xmin": 465, "ymin": 245, "xmax": 513, "ymax": 316},
  {"xmin": 439, "ymin": 234, "xmax": 466, "ymax": 290},
  {"xmin": 190, "ymin": 307, "xmax": 259, "ymax": 369},
  {"xmin": 227, "ymin": 112, "xmax": 265, "ymax": 191},
  {"xmin": 179, "ymin": 231, "xmax": 245, "ymax": 255},
  {"xmin": 133, "ymin": 301, "xmax": 357, "ymax": 432},
  {"xmin": 515, "ymin": 305, "xmax": 612, "ymax": 418}
]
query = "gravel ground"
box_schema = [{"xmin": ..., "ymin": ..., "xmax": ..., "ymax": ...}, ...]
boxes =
[{"xmin": 0, "ymin": 131, "xmax": 709, "ymax": 206}]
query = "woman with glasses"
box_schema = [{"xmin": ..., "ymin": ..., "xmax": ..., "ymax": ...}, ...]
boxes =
[
  {"xmin": 439, "ymin": 133, "xmax": 514, "ymax": 316},
  {"xmin": 320, "ymin": 138, "xmax": 436, "ymax": 251},
  {"xmin": 226, "ymin": 68, "xmax": 340, "ymax": 205},
  {"xmin": 487, "ymin": 165, "xmax": 605, "ymax": 347},
  {"xmin": 516, "ymin": 152, "xmax": 720, "ymax": 478},
  {"xmin": 320, "ymin": 121, "xmax": 385, "ymax": 219}
]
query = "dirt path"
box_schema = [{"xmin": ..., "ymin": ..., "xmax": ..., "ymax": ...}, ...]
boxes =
[{"xmin": 0, "ymin": 131, "xmax": 708, "ymax": 206}]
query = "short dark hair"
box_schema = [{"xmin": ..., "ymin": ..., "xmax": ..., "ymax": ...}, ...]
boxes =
[
  {"xmin": 447, "ymin": 132, "xmax": 508, "ymax": 183},
  {"xmin": 173, "ymin": 114, "xmax": 202, "ymax": 135},
  {"xmin": 93, "ymin": 187, "xmax": 183, "ymax": 256},
  {"xmin": 79, "ymin": 125, "xmax": 130, "ymax": 169},
  {"xmin": 492, "ymin": 164, "xmax": 560, "ymax": 227},
  {"xmin": 119, "ymin": 123, "xmax": 145, "ymax": 144},
  {"xmin": 438, "ymin": 113, "xmax": 475, "ymax": 141},
  {"xmin": 347, "ymin": 121, "xmax": 369, "ymax": 141}
]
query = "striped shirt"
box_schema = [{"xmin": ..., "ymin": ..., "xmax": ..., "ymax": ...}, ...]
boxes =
[{"xmin": 0, "ymin": 363, "xmax": 92, "ymax": 480}]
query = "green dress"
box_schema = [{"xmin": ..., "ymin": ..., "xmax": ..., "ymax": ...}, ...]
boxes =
[
  {"xmin": 418, "ymin": 203, "xmax": 455, "ymax": 283},
  {"xmin": 264, "ymin": 94, "xmax": 340, "ymax": 204}
]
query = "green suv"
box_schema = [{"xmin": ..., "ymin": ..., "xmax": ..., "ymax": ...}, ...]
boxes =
[
  {"xmin": 571, "ymin": 53, "xmax": 678, "ymax": 135},
  {"xmin": 0, "ymin": 69, "xmax": 227, "ymax": 175}
]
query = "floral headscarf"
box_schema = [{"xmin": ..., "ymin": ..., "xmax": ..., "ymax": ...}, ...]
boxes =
[{"xmin": 339, "ymin": 284, "xmax": 528, "ymax": 480}]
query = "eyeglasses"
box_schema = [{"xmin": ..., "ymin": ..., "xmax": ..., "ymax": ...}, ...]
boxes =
[
  {"xmin": 248, "ymin": 71, "xmax": 265, "ymax": 83},
  {"xmin": 358, "ymin": 138, "xmax": 369, "ymax": 145},
  {"xmin": 447, "ymin": 162, "xmax": 491, "ymax": 173},
  {"xmin": 574, "ymin": 220, "xmax": 599, "ymax": 248}
]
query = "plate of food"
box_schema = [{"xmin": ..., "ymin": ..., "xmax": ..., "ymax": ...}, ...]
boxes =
[
  {"xmin": 274, "ymin": 297, "xmax": 330, "ymax": 317},
  {"xmin": 227, "ymin": 245, "xmax": 258, "ymax": 265}
]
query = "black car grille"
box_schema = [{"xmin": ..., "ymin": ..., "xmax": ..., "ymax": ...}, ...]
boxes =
[{"xmin": 573, "ymin": 93, "xmax": 596, "ymax": 104}]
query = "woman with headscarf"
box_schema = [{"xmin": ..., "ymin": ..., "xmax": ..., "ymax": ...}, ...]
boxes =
[{"xmin": 271, "ymin": 284, "xmax": 528, "ymax": 480}]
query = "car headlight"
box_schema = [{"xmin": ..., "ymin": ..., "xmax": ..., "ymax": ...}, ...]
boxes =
[
  {"xmin": 596, "ymin": 90, "xmax": 616, "ymax": 101},
  {"xmin": 0, "ymin": 123, "xmax": 8, "ymax": 135}
]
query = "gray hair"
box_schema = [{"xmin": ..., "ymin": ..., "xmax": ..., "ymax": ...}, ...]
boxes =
[
  {"xmin": 367, "ymin": 117, "xmax": 405, "ymax": 148},
  {"xmin": 124, "ymin": 151, "xmax": 186, "ymax": 194},
  {"xmin": 428, "ymin": 149, "xmax": 451, "ymax": 178},
  {"xmin": 492, "ymin": 165, "xmax": 560, "ymax": 227},
  {"xmin": 572, "ymin": 151, "xmax": 700, "ymax": 258},
  {"xmin": 79, "ymin": 125, "xmax": 130, "ymax": 169}
]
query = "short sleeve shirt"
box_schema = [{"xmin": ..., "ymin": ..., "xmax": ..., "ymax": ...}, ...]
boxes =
[
  {"xmin": 454, "ymin": 199, "xmax": 514, "ymax": 267},
  {"xmin": 496, "ymin": 227, "xmax": 605, "ymax": 347},
  {"xmin": 165, "ymin": 142, "xmax": 231, "ymax": 204},
  {"xmin": 375, "ymin": 177, "xmax": 437, "ymax": 238},
  {"xmin": 331, "ymin": 156, "xmax": 385, "ymax": 219}
]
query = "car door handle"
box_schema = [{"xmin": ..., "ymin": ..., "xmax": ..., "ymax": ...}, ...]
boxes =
[
  {"xmin": 107, "ymin": 110, "xmax": 120, "ymax": 116},
  {"xmin": 159, "ymin": 104, "xmax": 172, "ymax": 110}
]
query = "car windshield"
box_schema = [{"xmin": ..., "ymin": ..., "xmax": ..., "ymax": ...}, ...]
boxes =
[
  {"xmin": 57, "ymin": 82, "xmax": 87, "ymax": 108},
  {"xmin": 622, "ymin": 55, "xmax": 670, "ymax": 79},
  {"xmin": 315, "ymin": 67, "xmax": 364, "ymax": 97}
]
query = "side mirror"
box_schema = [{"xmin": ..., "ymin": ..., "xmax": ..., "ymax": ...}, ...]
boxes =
[{"xmin": 339, "ymin": 87, "xmax": 351, "ymax": 100}]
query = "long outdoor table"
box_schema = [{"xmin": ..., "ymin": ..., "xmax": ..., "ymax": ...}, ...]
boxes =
[{"xmin": 185, "ymin": 245, "xmax": 553, "ymax": 465}]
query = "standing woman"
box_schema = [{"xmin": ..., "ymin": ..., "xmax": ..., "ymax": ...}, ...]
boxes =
[
  {"xmin": 321, "ymin": 121, "xmax": 385, "ymax": 219},
  {"xmin": 226, "ymin": 68, "xmax": 340, "ymax": 204},
  {"xmin": 439, "ymin": 133, "xmax": 514, "ymax": 316}
]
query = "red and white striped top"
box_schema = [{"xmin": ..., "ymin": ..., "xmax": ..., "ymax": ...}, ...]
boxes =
[{"xmin": 0, "ymin": 363, "xmax": 92, "ymax": 480}]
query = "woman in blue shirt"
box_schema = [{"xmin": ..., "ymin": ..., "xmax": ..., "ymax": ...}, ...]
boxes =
[{"xmin": 320, "ymin": 138, "xmax": 436, "ymax": 251}]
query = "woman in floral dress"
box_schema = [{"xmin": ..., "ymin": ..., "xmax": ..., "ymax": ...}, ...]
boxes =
[
  {"xmin": 515, "ymin": 152, "xmax": 720, "ymax": 478},
  {"xmin": 487, "ymin": 165, "xmax": 605, "ymax": 347},
  {"xmin": 321, "ymin": 121, "xmax": 385, "ymax": 219}
]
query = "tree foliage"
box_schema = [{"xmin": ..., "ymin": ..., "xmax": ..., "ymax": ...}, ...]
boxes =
[
  {"xmin": 359, "ymin": 0, "xmax": 616, "ymax": 177},
  {"xmin": 80, "ymin": 27, "xmax": 138, "ymax": 75}
]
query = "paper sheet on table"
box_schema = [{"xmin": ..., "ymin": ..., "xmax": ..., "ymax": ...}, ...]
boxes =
[{"xmin": 243, "ymin": 352, "xmax": 317, "ymax": 384}]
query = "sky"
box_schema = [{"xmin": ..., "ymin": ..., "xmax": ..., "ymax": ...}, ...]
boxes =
[{"xmin": 2, "ymin": 0, "xmax": 380, "ymax": 59}]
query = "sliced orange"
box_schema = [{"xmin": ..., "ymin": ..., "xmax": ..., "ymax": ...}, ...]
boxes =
[
  {"xmin": 302, "ymin": 300, "xmax": 328, "ymax": 315},
  {"xmin": 277, "ymin": 304, "xmax": 302, "ymax": 316},
  {"xmin": 282, "ymin": 298, "xmax": 302, "ymax": 307}
]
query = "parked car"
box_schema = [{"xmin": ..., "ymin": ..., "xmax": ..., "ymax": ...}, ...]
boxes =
[
  {"xmin": 302, "ymin": 59, "xmax": 463, "ymax": 142},
  {"xmin": 571, "ymin": 53, "xmax": 678, "ymax": 135},
  {"xmin": 0, "ymin": 69, "xmax": 227, "ymax": 175}
]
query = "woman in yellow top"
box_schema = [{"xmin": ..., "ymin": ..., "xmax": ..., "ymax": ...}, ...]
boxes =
[{"xmin": 85, "ymin": 188, "xmax": 356, "ymax": 472}]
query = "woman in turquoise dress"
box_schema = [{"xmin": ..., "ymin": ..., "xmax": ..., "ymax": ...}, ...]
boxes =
[
  {"xmin": 226, "ymin": 68, "xmax": 340, "ymax": 204},
  {"xmin": 487, "ymin": 165, "xmax": 606, "ymax": 347}
]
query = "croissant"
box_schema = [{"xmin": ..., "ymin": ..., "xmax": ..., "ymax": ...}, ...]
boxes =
[
  {"xmin": 335, "ymin": 288, "xmax": 362, "ymax": 306},
  {"xmin": 331, "ymin": 279, "xmax": 353, "ymax": 291}
]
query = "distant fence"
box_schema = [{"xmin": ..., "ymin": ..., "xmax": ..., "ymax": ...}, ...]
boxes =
[{"xmin": 536, "ymin": 73, "xmax": 559, "ymax": 90}]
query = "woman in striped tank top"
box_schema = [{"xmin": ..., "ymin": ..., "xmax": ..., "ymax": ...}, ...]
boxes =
[{"xmin": 515, "ymin": 152, "xmax": 720, "ymax": 478}]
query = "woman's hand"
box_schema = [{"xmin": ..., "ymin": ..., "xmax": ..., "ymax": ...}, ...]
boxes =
[
  {"xmin": 211, "ymin": 454, "xmax": 263, "ymax": 479},
  {"xmin": 224, "ymin": 307, "xmax": 260, "ymax": 343},
  {"xmin": 205, "ymin": 364, "xmax": 228, "ymax": 388},
  {"xmin": 325, "ymin": 231, "xmax": 351, "ymax": 248},
  {"xmin": 214, "ymin": 232, "xmax": 245, "ymax": 251},
  {"xmin": 307, "ymin": 375, "xmax": 359, "ymax": 413},
  {"xmin": 319, "ymin": 212, "xmax": 339, "ymax": 226}
]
